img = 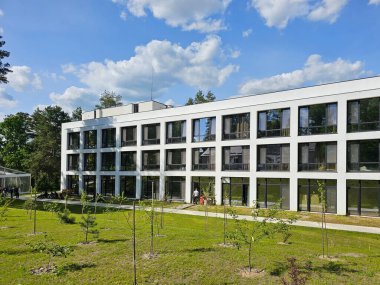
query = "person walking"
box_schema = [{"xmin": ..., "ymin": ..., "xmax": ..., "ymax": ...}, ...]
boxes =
[{"xmin": 192, "ymin": 188, "xmax": 199, "ymax": 204}]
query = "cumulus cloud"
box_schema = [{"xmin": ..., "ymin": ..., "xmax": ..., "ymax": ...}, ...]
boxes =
[
  {"xmin": 49, "ymin": 86, "xmax": 97, "ymax": 112},
  {"xmin": 164, "ymin": 99, "xmax": 176, "ymax": 106},
  {"xmin": 369, "ymin": 0, "xmax": 380, "ymax": 4},
  {"xmin": 242, "ymin": 28, "xmax": 253, "ymax": 38},
  {"xmin": 0, "ymin": 9, "xmax": 3, "ymax": 17},
  {"xmin": 0, "ymin": 87, "xmax": 17, "ymax": 109},
  {"xmin": 112, "ymin": 0, "xmax": 231, "ymax": 33},
  {"xmin": 239, "ymin": 54, "xmax": 370, "ymax": 95},
  {"xmin": 54, "ymin": 36, "xmax": 238, "ymax": 111},
  {"xmin": 250, "ymin": 0, "xmax": 348, "ymax": 29},
  {"xmin": 120, "ymin": 11, "xmax": 128, "ymax": 20},
  {"xmin": 7, "ymin": 66, "xmax": 42, "ymax": 92}
]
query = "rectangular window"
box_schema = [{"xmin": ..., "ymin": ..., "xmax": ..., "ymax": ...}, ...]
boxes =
[
  {"xmin": 67, "ymin": 132, "xmax": 80, "ymax": 150},
  {"xmin": 348, "ymin": 97, "xmax": 380, "ymax": 132},
  {"xmin": 67, "ymin": 154, "xmax": 79, "ymax": 171},
  {"xmin": 101, "ymin": 152, "xmax": 116, "ymax": 171},
  {"xmin": 298, "ymin": 179, "xmax": 337, "ymax": 213},
  {"xmin": 66, "ymin": 175, "xmax": 79, "ymax": 194},
  {"xmin": 257, "ymin": 178, "xmax": 289, "ymax": 209},
  {"xmin": 222, "ymin": 146, "xmax": 250, "ymax": 171},
  {"xmin": 222, "ymin": 113, "xmax": 250, "ymax": 140},
  {"xmin": 191, "ymin": 177, "xmax": 215, "ymax": 201},
  {"xmin": 142, "ymin": 150, "xmax": 160, "ymax": 171},
  {"xmin": 84, "ymin": 130, "xmax": 97, "ymax": 149},
  {"xmin": 222, "ymin": 177, "xmax": 249, "ymax": 206},
  {"xmin": 121, "ymin": 126, "xmax": 137, "ymax": 146},
  {"xmin": 347, "ymin": 140, "xmax": 380, "ymax": 172},
  {"xmin": 192, "ymin": 117, "xmax": 216, "ymax": 142},
  {"xmin": 141, "ymin": 176, "xmax": 159, "ymax": 199},
  {"xmin": 298, "ymin": 142, "xmax": 337, "ymax": 171},
  {"xmin": 166, "ymin": 149, "xmax": 186, "ymax": 171},
  {"xmin": 257, "ymin": 108, "xmax": 290, "ymax": 138},
  {"xmin": 166, "ymin": 121, "xmax": 186, "ymax": 143},
  {"xmin": 83, "ymin": 175, "xmax": 96, "ymax": 196},
  {"xmin": 257, "ymin": 144, "xmax": 290, "ymax": 171},
  {"xmin": 192, "ymin": 147, "xmax": 215, "ymax": 170},
  {"xmin": 165, "ymin": 176, "xmax": 186, "ymax": 201},
  {"xmin": 120, "ymin": 151, "xmax": 136, "ymax": 171},
  {"xmin": 120, "ymin": 176, "xmax": 136, "ymax": 199},
  {"xmin": 101, "ymin": 175, "xmax": 115, "ymax": 196},
  {"xmin": 142, "ymin": 124, "xmax": 160, "ymax": 145},
  {"xmin": 102, "ymin": 128, "xmax": 116, "ymax": 148},
  {"xmin": 84, "ymin": 153, "xmax": 96, "ymax": 171},
  {"xmin": 298, "ymin": 103, "xmax": 337, "ymax": 135}
]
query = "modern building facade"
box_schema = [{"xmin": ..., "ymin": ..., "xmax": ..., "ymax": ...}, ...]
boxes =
[{"xmin": 61, "ymin": 77, "xmax": 380, "ymax": 216}]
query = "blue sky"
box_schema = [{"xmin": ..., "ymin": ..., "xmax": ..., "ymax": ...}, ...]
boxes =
[{"xmin": 1, "ymin": 0, "xmax": 380, "ymax": 118}]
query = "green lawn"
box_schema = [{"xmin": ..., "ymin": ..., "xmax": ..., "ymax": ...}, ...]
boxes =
[{"xmin": 1, "ymin": 201, "xmax": 380, "ymax": 284}]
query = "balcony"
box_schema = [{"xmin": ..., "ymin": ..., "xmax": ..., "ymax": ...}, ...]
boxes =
[
  {"xmin": 257, "ymin": 128, "xmax": 290, "ymax": 138},
  {"xmin": 102, "ymin": 142, "xmax": 116, "ymax": 148},
  {"xmin": 67, "ymin": 165, "xmax": 79, "ymax": 171},
  {"xmin": 120, "ymin": 165, "xmax": 136, "ymax": 171},
  {"xmin": 192, "ymin": 134, "xmax": 216, "ymax": 142},
  {"xmin": 101, "ymin": 165, "xmax": 116, "ymax": 171},
  {"xmin": 166, "ymin": 164, "xmax": 186, "ymax": 171},
  {"xmin": 121, "ymin": 140, "xmax": 137, "ymax": 147},
  {"xmin": 84, "ymin": 143, "xmax": 97, "ymax": 149},
  {"xmin": 298, "ymin": 125, "xmax": 337, "ymax": 136},
  {"xmin": 142, "ymin": 138, "xmax": 160, "ymax": 145},
  {"xmin": 257, "ymin": 163, "xmax": 289, "ymax": 171},
  {"xmin": 192, "ymin": 164, "xmax": 215, "ymax": 171},
  {"xmin": 67, "ymin": 144, "xmax": 80, "ymax": 150},
  {"xmin": 142, "ymin": 164, "xmax": 160, "ymax": 171},
  {"xmin": 298, "ymin": 163, "xmax": 336, "ymax": 171},
  {"xmin": 348, "ymin": 121, "xmax": 380, "ymax": 133},
  {"xmin": 223, "ymin": 131, "xmax": 250, "ymax": 140},
  {"xmin": 348, "ymin": 162, "xmax": 380, "ymax": 172},
  {"xmin": 222, "ymin": 163, "xmax": 249, "ymax": 171},
  {"xmin": 166, "ymin": 137, "xmax": 186, "ymax": 144}
]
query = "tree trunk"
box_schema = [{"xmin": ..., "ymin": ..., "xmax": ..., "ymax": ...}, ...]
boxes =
[
  {"xmin": 248, "ymin": 240, "xmax": 252, "ymax": 272},
  {"xmin": 150, "ymin": 208, "xmax": 154, "ymax": 257},
  {"xmin": 160, "ymin": 203, "xmax": 164, "ymax": 229},
  {"xmin": 324, "ymin": 211, "xmax": 328, "ymax": 257},
  {"xmin": 223, "ymin": 203, "xmax": 226, "ymax": 245},
  {"xmin": 132, "ymin": 201, "xmax": 137, "ymax": 285},
  {"xmin": 33, "ymin": 193, "xmax": 37, "ymax": 234},
  {"xmin": 321, "ymin": 209, "xmax": 324, "ymax": 257}
]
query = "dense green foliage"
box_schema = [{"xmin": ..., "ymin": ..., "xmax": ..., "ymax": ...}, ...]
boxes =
[
  {"xmin": 95, "ymin": 90, "xmax": 122, "ymax": 109},
  {"xmin": 1, "ymin": 203, "xmax": 379, "ymax": 284},
  {"xmin": 185, "ymin": 90, "xmax": 216, "ymax": 105},
  {"xmin": 0, "ymin": 35, "xmax": 12, "ymax": 84}
]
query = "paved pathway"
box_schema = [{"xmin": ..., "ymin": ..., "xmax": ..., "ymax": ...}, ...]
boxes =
[{"xmin": 18, "ymin": 197, "xmax": 380, "ymax": 235}]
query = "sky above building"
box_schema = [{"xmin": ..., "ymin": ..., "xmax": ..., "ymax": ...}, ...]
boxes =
[{"xmin": 0, "ymin": 0, "xmax": 380, "ymax": 119}]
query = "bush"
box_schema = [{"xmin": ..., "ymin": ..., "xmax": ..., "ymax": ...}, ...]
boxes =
[{"xmin": 57, "ymin": 209, "xmax": 76, "ymax": 224}]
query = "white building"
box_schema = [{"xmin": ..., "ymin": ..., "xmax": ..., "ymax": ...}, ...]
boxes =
[{"xmin": 61, "ymin": 76, "xmax": 380, "ymax": 216}]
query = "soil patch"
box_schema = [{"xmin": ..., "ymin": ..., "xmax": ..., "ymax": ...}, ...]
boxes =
[
  {"xmin": 77, "ymin": 241, "xmax": 97, "ymax": 246},
  {"xmin": 338, "ymin": 253, "xmax": 367, "ymax": 258},
  {"xmin": 142, "ymin": 253, "xmax": 159, "ymax": 259},
  {"xmin": 318, "ymin": 255, "xmax": 340, "ymax": 261},
  {"xmin": 30, "ymin": 264, "xmax": 56, "ymax": 275},
  {"xmin": 217, "ymin": 243, "xmax": 235, "ymax": 248},
  {"xmin": 239, "ymin": 267, "xmax": 265, "ymax": 278}
]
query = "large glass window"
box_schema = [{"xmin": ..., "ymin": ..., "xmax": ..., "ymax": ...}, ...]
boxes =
[
  {"xmin": 347, "ymin": 140, "xmax": 380, "ymax": 172},
  {"xmin": 101, "ymin": 175, "xmax": 115, "ymax": 196},
  {"xmin": 141, "ymin": 176, "xmax": 159, "ymax": 199},
  {"xmin": 166, "ymin": 149, "xmax": 186, "ymax": 171},
  {"xmin": 192, "ymin": 147, "xmax": 215, "ymax": 170},
  {"xmin": 191, "ymin": 176, "xmax": 215, "ymax": 202},
  {"xmin": 142, "ymin": 150, "xmax": 160, "ymax": 171},
  {"xmin": 67, "ymin": 154, "xmax": 79, "ymax": 171},
  {"xmin": 83, "ymin": 153, "xmax": 96, "ymax": 171},
  {"xmin": 142, "ymin": 124, "xmax": 160, "ymax": 145},
  {"xmin": 348, "ymin": 97, "xmax": 380, "ymax": 132},
  {"xmin": 222, "ymin": 177, "xmax": 249, "ymax": 206},
  {"xmin": 257, "ymin": 108, "xmax": 290, "ymax": 138},
  {"xmin": 298, "ymin": 179, "xmax": 337, "ymax": 213},
  {"xmin": 84, "ymin": 130, "xmax": 97, "ymax": 149},
  {"xmin": 222, "ymin": 146, "xmax": 250, "ymax": 171},
  {"xmin": 298, "ymin": 142, "xmax": 337, "ymax": 171},
  {"xmin": 192, "ymin": 117, "xmax": 216, "ymax": 142},
  {"xmin": 121, "ymin": 126, "xmax": 137, "ymax": 146},
  {"xmin": 257, "ymin": 144, "xmax": 290, "ymax": 171},
  {"xmin": 222, "ymin": 113, "xmax": 250, "ymax": 140},
  {"xmin": 121, "ymin": 151, "xmax": 136, "ymax": 171},
  {"xmin": 67, "ymin": 132, "xmax": 80, "ymax": 150},
  {"xmin": 83, "ymin": 175, "xmax": 96, "ymax": 196},
  {"xmin": 120, "ymin": 176, "xmax": 136, "ymax": 199},
  {"xmin": 347, "ymin": 180, "xmax": 380, "ymax": 216},
  {"xmin": 102, "ymin": 128, "xmax": 116, "ymax": 148},
  {"xmin": 165, "ymin": 176, "xmax": 185, "ymax": 201},
  {"xmin": 257, "ymin": 178, "xmax": 289, "ymax": 209},
  {"xmin": 66, "ymin": 175, "xmax": 79, "ymax": 194},
  {"xmin": 101, "ymin": 152, "xmax": 116, "ymax": 171},
  {"xmin": 166, "ymin": 121, "xmax": 186, "ymax": 144},
  {"xmin": 298, "ymin": 103, "xmax": 337, "ymax": 135}
]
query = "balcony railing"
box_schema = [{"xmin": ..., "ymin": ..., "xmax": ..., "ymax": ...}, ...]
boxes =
[
  {"xmin": 222, "ymin": 131, "xmax": 250, "ymax": 140},
  {"xmin": 102, "ymin": 142, "xmax": 116, "ymax": 148},
  {"xmin": 121, "ymin": 140, "xmax": 137, "ymax": 147},
  {"xmin": 67, "ymin": 165, "xmax": 79, "ymax": 171},
  {"xmin": 166, "ymin": 164, "xmax": 186, "ymax": 171},
  {"xmin": 101, "ymin": 165, "xmax": 116, "ymax": 171},
  {"xmin": 192, "ymin": 164, "xmax": 215, "ymax": 171},
  {"xmin": 347, "ymin": 162, "xmax": 380, "ymax": 172},
  {"xmin": 67, "ymin": 144, "xmax": 80, "ymax": 150},
  {"xmin": 347, "ymin": 121, "xmax": 380, "ymax": 133},
  {"xmin": 166, "ymin": 137, "xmax": 186, "ymax": 144},
  {"xmin": 142, "ymin": 138, "xmax": 160, "ymax": 145},
  {"xmin": 120, "ymin": 165, "xmax": 137, "ymax": 171},
  {"xmin": 257, "ymin": 163, "xmax": 289, "ymax": 171},
  {"xmin": 222, "ymin": 163, "xmax": 250, "ymax": 171},
  {"xmin": 257, "ymin": 128, "xmax": 290, "ymax": 138},
  {"xmin": 142, "ymin": 164, "xmax": 160, "ymax": 171},
  {"xmin": 192, "ymin": 134, "xmax": 216, "ymax": 142},
  {"xmin": 298, "ymin": 163, "xmax": 336, "ymax": 171},
  {"xmin": 84, "ymin": 143, "xmax": 97, "ymax": 149},
  {"xmin": 298, "ymin": 125, "xmax": 337, "ymax": 136},
  {"xmin": 83, "ymin": 165, "xmax": 96, "ymax": 171}
]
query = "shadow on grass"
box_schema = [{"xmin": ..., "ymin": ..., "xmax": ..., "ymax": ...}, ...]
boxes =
[
  {"xmin": 57, "ymin": 262, "xmax": 96, "ymax": 275},
  {"xmin": 317, "ymin": 261, "xmax": 359, "ymax": 275},
  {"xmin": 97, "ymin": 238, "xmax": 129, "ymax": 244},
  {"xmin": 0, "ymin": 248, "xmax": 31, "ymax": 255},
  {"xmin": 182, "ymin": 247, "xmax": 215, "ymax": 253}
]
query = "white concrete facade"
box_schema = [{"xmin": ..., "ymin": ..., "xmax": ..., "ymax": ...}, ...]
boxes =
[{"xmin": 61, "ymin": 76, "xmax": 380, "ymax": 215}]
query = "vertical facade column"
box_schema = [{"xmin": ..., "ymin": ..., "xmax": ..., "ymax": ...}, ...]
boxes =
[
  {"xmin": 115, "ymin": 126, "xmax": 121, "ymax": 196},
  {"xmin": 249, "ymin": 109, "xmax": 257, "ymax": 207},
  {"xmin": 135, "ymin": 125, "xmax": 142, "ymax": 199},
  {"xmin": 96, "ymin": 127, "xmax": 102, "ymax": 194},
  {"xmin": 159, "ymin": 121, "xmax": 166, "ymax": 200},
  {"xmin": 289, "ymin": 105, "xmax": 299, "ymax": 211},
  {"xmin": 61, "ymin": 129, "xmax": 68, "ymax": 190},
  {"xmin": 79, "ymin": 130, "xmax": 84, "ymax": 193},
  {"xmin": 185, "ymin": 118, "xmax": 192, "ymax": 203},
  {"xmin": 214, "ymin": 114, "xmax": 223, "ymax": 205},
  {"xmin": 337, "ymin": 99, "xmax": 347, "ymax": 215}
]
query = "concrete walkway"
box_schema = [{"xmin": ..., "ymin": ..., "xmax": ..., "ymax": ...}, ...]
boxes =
[{"xmin": 19, "ymin": 197, "xmax": 380, "ymax": 235}]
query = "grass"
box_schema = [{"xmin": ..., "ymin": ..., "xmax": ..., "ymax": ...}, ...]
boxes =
[{"xmin": 0, "ymin": 201, "xmax": 379, "ymax": 284}]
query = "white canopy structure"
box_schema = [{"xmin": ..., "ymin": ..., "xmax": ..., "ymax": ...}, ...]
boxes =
[{"xmin": 0, "ymin": 165, "xmax": 31, "ymax": 193}]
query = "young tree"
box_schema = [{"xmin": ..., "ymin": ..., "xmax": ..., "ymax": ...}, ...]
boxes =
[
  {"xmin": 0, "ymin": 195, "xmax": 13, "ymax": 225},
  {"xmin": 0, "ymin": 36, "xmax": 12, "ymax": 84},
  {"xmin": 317, "ymin": 180, "xmax": 329, "ymax": 258},
  {"xmin": 95, "ymin": 90, "xmax": 123, "ymax": 109},
  {"xmin": 71, "ymin": 107, "xmax": 82, "ymax": 121},
  {"xmin": 201, "ymin": 182, "xmax": 214, "ymax": 231},
  {"xmin": 79, "ymin": 192, "xmax": 98, "ymax": 243}
]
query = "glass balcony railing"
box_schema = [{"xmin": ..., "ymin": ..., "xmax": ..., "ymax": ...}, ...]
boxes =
[
  {"xmin": 298, "ymin": 125, "xmax": 337, "ymax": 136},
  {"xmin": 222, "ymin": 131, "xmax": 250, "ymax": 140},
  {"xmin": 257, "ymin": 128, "xmax": 290, "ymax": 138},
  {"xmin": 347, "ymin": 121, "xmax": 380, "ymax": 133},
  {"xmin": 192, "ymin": 164, "xmax": 215, "ymax": 171},
  {"xmin": 142, "ymin": 164, "xmax": 160, "ymax": 171},
  {"xmin": 298, "ymin": 163, "xmax": 336, "ymax": 171},
  {"xmin": 222, "ymin": 163, "xmax": 250, "ymax": 171},
  {"xmin": 257, "ymin": 163, "xmax": 289, "ymax": 171},
  {"xmin": 347, "ymin": 162, "xmax": 380, "ymax": 172},
  {"xmin": 120, "ymin": 165, "xmax": 136, "ymax": 171},
  {"xmin": 166, "ymin": 137, "xmax": 186, "ymax": 144},
  {"xmin": 121, "ymin": 140, "xmax": 137, "ymax": 147},
  {"xmin": 142, "ymin": 138, "xmax": 160, "ymax": 145},
  {"xmin": 166, "ymin": 164, "xmax": 186, "ymax": 171}
]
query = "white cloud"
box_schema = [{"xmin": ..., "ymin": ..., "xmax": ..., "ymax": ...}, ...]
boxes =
[
  {"xmin": 164, "ymin": 99, "xmax": 176, "ymax": 106},
  {"xmin": 7, "ymin": 65, "xmax": 42, "ymax": 92},
  {"xmin": 49, "ymin": 86, "xmax": 97, "ymax": 112},
  {"xmin": 308, "ymin": 0, "xmax": 347, "ymax": 23},
  {"xmin": 53, "ymin": 36, "xmax": 238, "ymax": 111},
  {"xmin": 250, "ymin": 0, "xmax": 348, "ymax": 29},
  {"xmin": 242, "ymin": 28, "xmax": 253, "ymax": 38},
  {"xmin": 61, "ymin": 63, "xmax": 76, "ymax": 74},
  {"xmin": 369, "ymin": 0, "xmax": 380, "ymax": 4},
  {"xmin": 239, "ymin": 54, "xmax": 370, "ymax": 95},
  {"xmin": 0, "ymin": 9, "xmax": 3, "ymax": 17},
  {"xmin": 113, "ymin": 0, "xmax": 231, "ymax": 33},
  {"xmin": 230, "ymin": 50, "xmax": 241, "ymax": 59},
  {"xmin": 0, "ymin": 28, "xmax": 3, "ymax": 35},
  {"xmin": 120, "ymin": 11, "xmax": 128, "ymax": 20},
  {"xmin": 0, "ymin": 87, "xmax": 17, "ymax": 109}
]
